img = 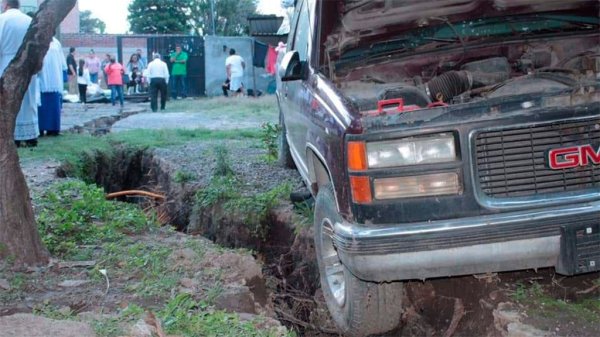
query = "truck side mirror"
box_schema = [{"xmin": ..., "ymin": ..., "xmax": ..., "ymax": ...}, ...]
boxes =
[{"xmin": 279, "ymin": 51, "xmax": 308, "ymax": 82}]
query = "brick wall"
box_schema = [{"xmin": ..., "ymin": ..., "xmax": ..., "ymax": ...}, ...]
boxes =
[{"xmin": 60, "ymin": 34, "xmax": 149, "ymax": 63}]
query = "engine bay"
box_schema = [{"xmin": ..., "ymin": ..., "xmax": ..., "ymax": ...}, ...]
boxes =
[{"xmin": 332, "ymin": 35, "xmax": 600, "ymax": 114}]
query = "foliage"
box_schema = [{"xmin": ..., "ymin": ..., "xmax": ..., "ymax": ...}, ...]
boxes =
[
  {"xmin": 261, "ymin": 122, "xmax": 281, "ymax": 162},
  {"xmin": 128, "ymin": 0, "xmax": 192, "ymax": 34},
  {"xmin": 189, "ymin": 0, "xmax": 258, "ymax": 36},
  {"xmin": 80, "ymin": 10, "xmax": 106, "ymax": 34},
  {"xmin": 511, "ymin": 281, "xmax": 600, "ymax": 323},
  {"xmin": 35, "ymin": 181, "xmax": 157, "ymax": 258},
  {"xmin": 159, "ymin": 293, "xmax": 290, "ymax": 337},
  {"xmin": 292, "ymin": 200, "xmax": 314, "ymax": 235},
  {"xmin": 196, "ymin": 175, "xmax": 239, "ymax": 209},
  {"xmin": 174, "ymin": 170, "xmax": 197, "ymax": 184},
  {"xmin": 127, "ymin": 0, "xmax": 257, "ymax": 35},
  {"xmin": 33, "ymin": 302, "xmax": 75, "ymax": 320},
  {"xmin": 196, "ymin": 174, "xmax": 292, "ymax": 240},
  {"xmin": 213, "ymin": 145, "xmax": 235, "ymax": 176},
  {"xmin": 226, "ymin": 183, "xmax": 292, "ymax": 240}
]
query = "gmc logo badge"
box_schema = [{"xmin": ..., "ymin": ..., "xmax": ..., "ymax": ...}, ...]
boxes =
[{"xmin": 548, "ymin": 144, "xmax": 600, "ymax": 170}]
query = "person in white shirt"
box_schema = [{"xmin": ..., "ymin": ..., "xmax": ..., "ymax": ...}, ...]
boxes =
[
  {"xmin": 225, "ymin": 48, "xmax": 245, "ymax": 97},
  {"xmin": 146, "ymin": 53, "xmax": 170, "ymax": 112},
  {"xmin": 0, "ymin": 0, "xmax": 39, "ymax": 147},
  {"xmin": 77, "ymin": 59, "xmax": 91, "ymax": 107}
]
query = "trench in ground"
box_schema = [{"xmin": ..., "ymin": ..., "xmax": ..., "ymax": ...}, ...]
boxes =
[{"xmin": 69, "ymin": 146, "xmax": 600, "ymax": 337}]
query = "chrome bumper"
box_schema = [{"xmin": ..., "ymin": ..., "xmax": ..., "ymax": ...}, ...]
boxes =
[{"xmin": 333, "ymin": 200, "xmax": 600, "ymax": 282}]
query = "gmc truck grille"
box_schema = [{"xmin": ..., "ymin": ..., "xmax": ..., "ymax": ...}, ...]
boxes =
[{"xmin": 475, "ymin": 118, "xmax": 600, "ymax": 198}]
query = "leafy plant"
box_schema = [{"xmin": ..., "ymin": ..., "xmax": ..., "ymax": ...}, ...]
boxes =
[
  {"xmin": 292, "ymin": 200, "xmax": 315, "ymax": 234},
  {"xmin": 159, "ymin": 293, "xmax": 291, "ymax": 337},
  {"xmin": 227, "ymin": 183, "xmax": 292, "ymax": 240},
  {"xmin": 35, "ymin": 181, "xmax": 157, "ymax": 258},
  {"xmin": 261, "ymin": 122, "xmax": 281, "ymax": 162},
  {"xmin": 195, "ymin": 175, "xmax": 239, "ymax": 209},
  {"xmin": 174, "ymin": 170, "xmax": 197, "ymax": 184},
  {"xmin": 213, "ymin": 145, "xmax": 234, "ymax": 177}
]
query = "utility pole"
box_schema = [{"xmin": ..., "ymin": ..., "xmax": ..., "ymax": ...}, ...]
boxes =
[{"xmin": 210, "ymin": 0, "xmax": 216, "ymax": 35}]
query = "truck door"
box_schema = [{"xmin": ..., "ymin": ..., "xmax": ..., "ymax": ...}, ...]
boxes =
[{"xmin": 282, "ymin": 0, "xmax": 313, "ymax": 174}]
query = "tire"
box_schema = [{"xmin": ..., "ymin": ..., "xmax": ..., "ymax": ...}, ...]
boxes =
[
  {"xmin": 277, "ymin": 111, "xmax": 296, "ymax": 169},
  {"xmin": 314, "ymin": 184, "xmax": 403, "ymax": 337}
]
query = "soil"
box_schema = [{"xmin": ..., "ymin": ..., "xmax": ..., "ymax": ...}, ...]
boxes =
[{"xmin": 3, "ymin": 100, "xmax": 599, "ymax": 336}]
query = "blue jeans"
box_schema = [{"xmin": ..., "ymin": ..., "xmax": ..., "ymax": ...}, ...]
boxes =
[
  {"xmin": 171, "ymin": 75, "xmax": 187, "ymax": 98},
  {"xmin": 90, "ymin": 73, "xmax": 98, "ymax": 84},
  {"xmin": 110, "ymin": 85, "xmax": 124, "ymax": 106}
]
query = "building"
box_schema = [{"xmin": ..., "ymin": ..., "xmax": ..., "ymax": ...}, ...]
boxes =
[{"xmin": 20, "ymin": 0, "xmax": 79, "ymax": 33}]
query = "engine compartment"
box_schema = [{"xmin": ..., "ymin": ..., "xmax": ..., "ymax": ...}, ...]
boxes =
[{"xmin": 333, "ymin": 35, "xmax": 600, "ymax": 114}]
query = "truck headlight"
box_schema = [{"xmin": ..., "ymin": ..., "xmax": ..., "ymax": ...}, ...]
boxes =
[
  {"xmin": 374, "ymin": 172, "xmax": 462, "ymax": 199},
  {"xmin": 366, "ymin": 133, "xmax": 456, "ymax": 168}
]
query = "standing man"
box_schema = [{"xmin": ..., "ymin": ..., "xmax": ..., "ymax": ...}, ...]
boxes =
[
  {"xmin": 85, "ymin": 49, "xmax": 101, "ymax": 84},
  {"xmin": 169, "ymin": 44, "xmax": 188, "ymax": 99},
  {"xmin": 66, "ymin": 47, "xmax": 78, "ymax": 94},
  {"xmin": 147, "ymin": 53, "xmax": 169, "ymax": 112},
  {"xmin": 0, "ymin": 0, "xmax": 39, "ymax": 146},
  {"xmin": 225, "ymin": 48, "xmax": 245, "ymax": 97}
]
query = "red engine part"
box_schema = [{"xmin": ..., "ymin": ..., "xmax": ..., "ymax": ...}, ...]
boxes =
[{"xmin": 364, "ymin": 98, "xmax": 421, "ymax": 116}]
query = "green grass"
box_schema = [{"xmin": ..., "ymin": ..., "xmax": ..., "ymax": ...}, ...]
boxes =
[
  {"xmin": 35, "ymin": 181, "xmax": 157, "ymax": 259},
  {"xmin": 512, "ymin": 281, "xmax": 600, "ymax": 324},
  {"xmin": 195, "ymin": 174, "xmax": 292, "ymax": 240},
  {"xmin": 18, "ymin": 128, "xmax": 262, "ymax": 162}
]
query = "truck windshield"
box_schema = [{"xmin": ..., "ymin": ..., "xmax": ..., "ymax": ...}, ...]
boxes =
[{"xmin": 337, "ymin": 14, "xmax": 599, "ymax": 68}]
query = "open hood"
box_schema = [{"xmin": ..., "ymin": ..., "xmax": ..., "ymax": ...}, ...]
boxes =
[{"xmin": 326, "ymin": 0, "xmax": 598, "ymax": 56}]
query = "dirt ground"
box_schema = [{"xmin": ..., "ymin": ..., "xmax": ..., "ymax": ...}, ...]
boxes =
[{"xmin": 2, "ymin": 98, "xmax": 599, "ymax": 336}]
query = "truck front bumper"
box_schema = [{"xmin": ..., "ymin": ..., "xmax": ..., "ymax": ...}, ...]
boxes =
[{"xmin": 333, "ymin": 200, "xmax": 600, "ymax": 282}]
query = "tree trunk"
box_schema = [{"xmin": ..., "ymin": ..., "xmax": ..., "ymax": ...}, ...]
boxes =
[{"xmin": 0, "ymin": 0, "xmax": 76, "ymax": 267}]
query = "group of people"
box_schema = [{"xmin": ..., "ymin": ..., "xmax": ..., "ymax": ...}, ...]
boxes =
[
  {"xmin": 0, "ymin": 0, "xmax": 247, "ymax": 148},
  {"xmin": 67, "ymin": 47, "xmax": 151, "ymax": 108}
]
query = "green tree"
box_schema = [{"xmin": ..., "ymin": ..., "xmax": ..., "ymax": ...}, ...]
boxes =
[
  {"xmin": 79, "ymin": 10, "xmax": 106, "ymax": 34},
  {"xmin": 127, "ymin": 0, "xmax": 258, "ymax": 36},
  {"xmin": 128, "ymin": 0, "xmax": 193, "ymax": 34},
  {"xmin": 190, "ymin": 0, "xmax": 257, "ymax": 36}
]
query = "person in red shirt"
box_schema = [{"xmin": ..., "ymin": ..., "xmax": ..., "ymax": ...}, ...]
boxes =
[{"xmin": 104, "ymin": 56, "xmax": 124, "ymax": 108}]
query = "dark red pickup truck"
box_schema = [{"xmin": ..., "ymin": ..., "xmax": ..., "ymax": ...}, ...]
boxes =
[{"xmin": 277, "ymin": 1, "xmax": 600, "ymax": 336}]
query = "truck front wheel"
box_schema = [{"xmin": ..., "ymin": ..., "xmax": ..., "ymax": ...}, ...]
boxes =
[{"xmin": 314, "ymin": 184, "xmax": 404, "ymax": 337}]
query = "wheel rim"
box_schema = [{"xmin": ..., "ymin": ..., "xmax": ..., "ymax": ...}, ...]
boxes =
[{"xmin": 320, "ymin": 218, "xmax": 345, "ymax": 307}]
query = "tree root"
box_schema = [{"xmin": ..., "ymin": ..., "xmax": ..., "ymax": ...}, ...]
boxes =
[{"xmin": 443, "ymin": 298, "xmax": 465, "ymax": 337}]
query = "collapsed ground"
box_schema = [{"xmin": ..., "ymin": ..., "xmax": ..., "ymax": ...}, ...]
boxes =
[{"xmin": 1, "ymin": 96, "xmax": 598, "ymax": 337}]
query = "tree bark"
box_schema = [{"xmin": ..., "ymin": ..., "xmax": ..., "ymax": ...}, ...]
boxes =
[{"xmin": 0, "ymin": 0, "xmax": 76, "ymax": 267}]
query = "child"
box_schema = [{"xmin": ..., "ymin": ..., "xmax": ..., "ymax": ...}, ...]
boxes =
[
  {"xmin": 77, "ymin": 58, "xmax": 91, "ymax": 108},
  {"xmin": 127, "ymin": 66, "xmax": 140, "ymax": 94}
]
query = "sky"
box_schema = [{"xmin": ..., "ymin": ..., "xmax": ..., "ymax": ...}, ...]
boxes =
[{"xmin": 78, "ymin": 0, "xmax": 284, "ymax": 34}]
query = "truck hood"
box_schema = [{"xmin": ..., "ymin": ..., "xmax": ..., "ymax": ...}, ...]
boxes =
[{"xmin": 328, "ymin": 0, "xmax": 596, "ymax": 55}]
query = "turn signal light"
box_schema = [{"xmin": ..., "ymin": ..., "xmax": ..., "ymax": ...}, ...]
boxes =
[
  {"xmin": 350, "ymin": 176, "xmax": 372, "ymax": 204},
  {"xmin": 347, "ymin": 141, "xmax": 367, "ymax": 171}
]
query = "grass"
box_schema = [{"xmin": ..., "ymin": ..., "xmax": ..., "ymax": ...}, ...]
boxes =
[
  {"xmin": 11, "ymin": 179, "xmax": 290, "ymax": 337},
  {"xmin": 195, "ymin": 174, "xmax": 292, "ymax": 241},
  {"xmin": 35, "ymin": 180, "xmax": 157, "ymax": 259},
  {"xmin": 511, "ymin": 281, "xmax": 600, "ymax": 324},
  {"xmin": 18, "ymin": 128, "xmax": 262, "ymax": 162}
]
